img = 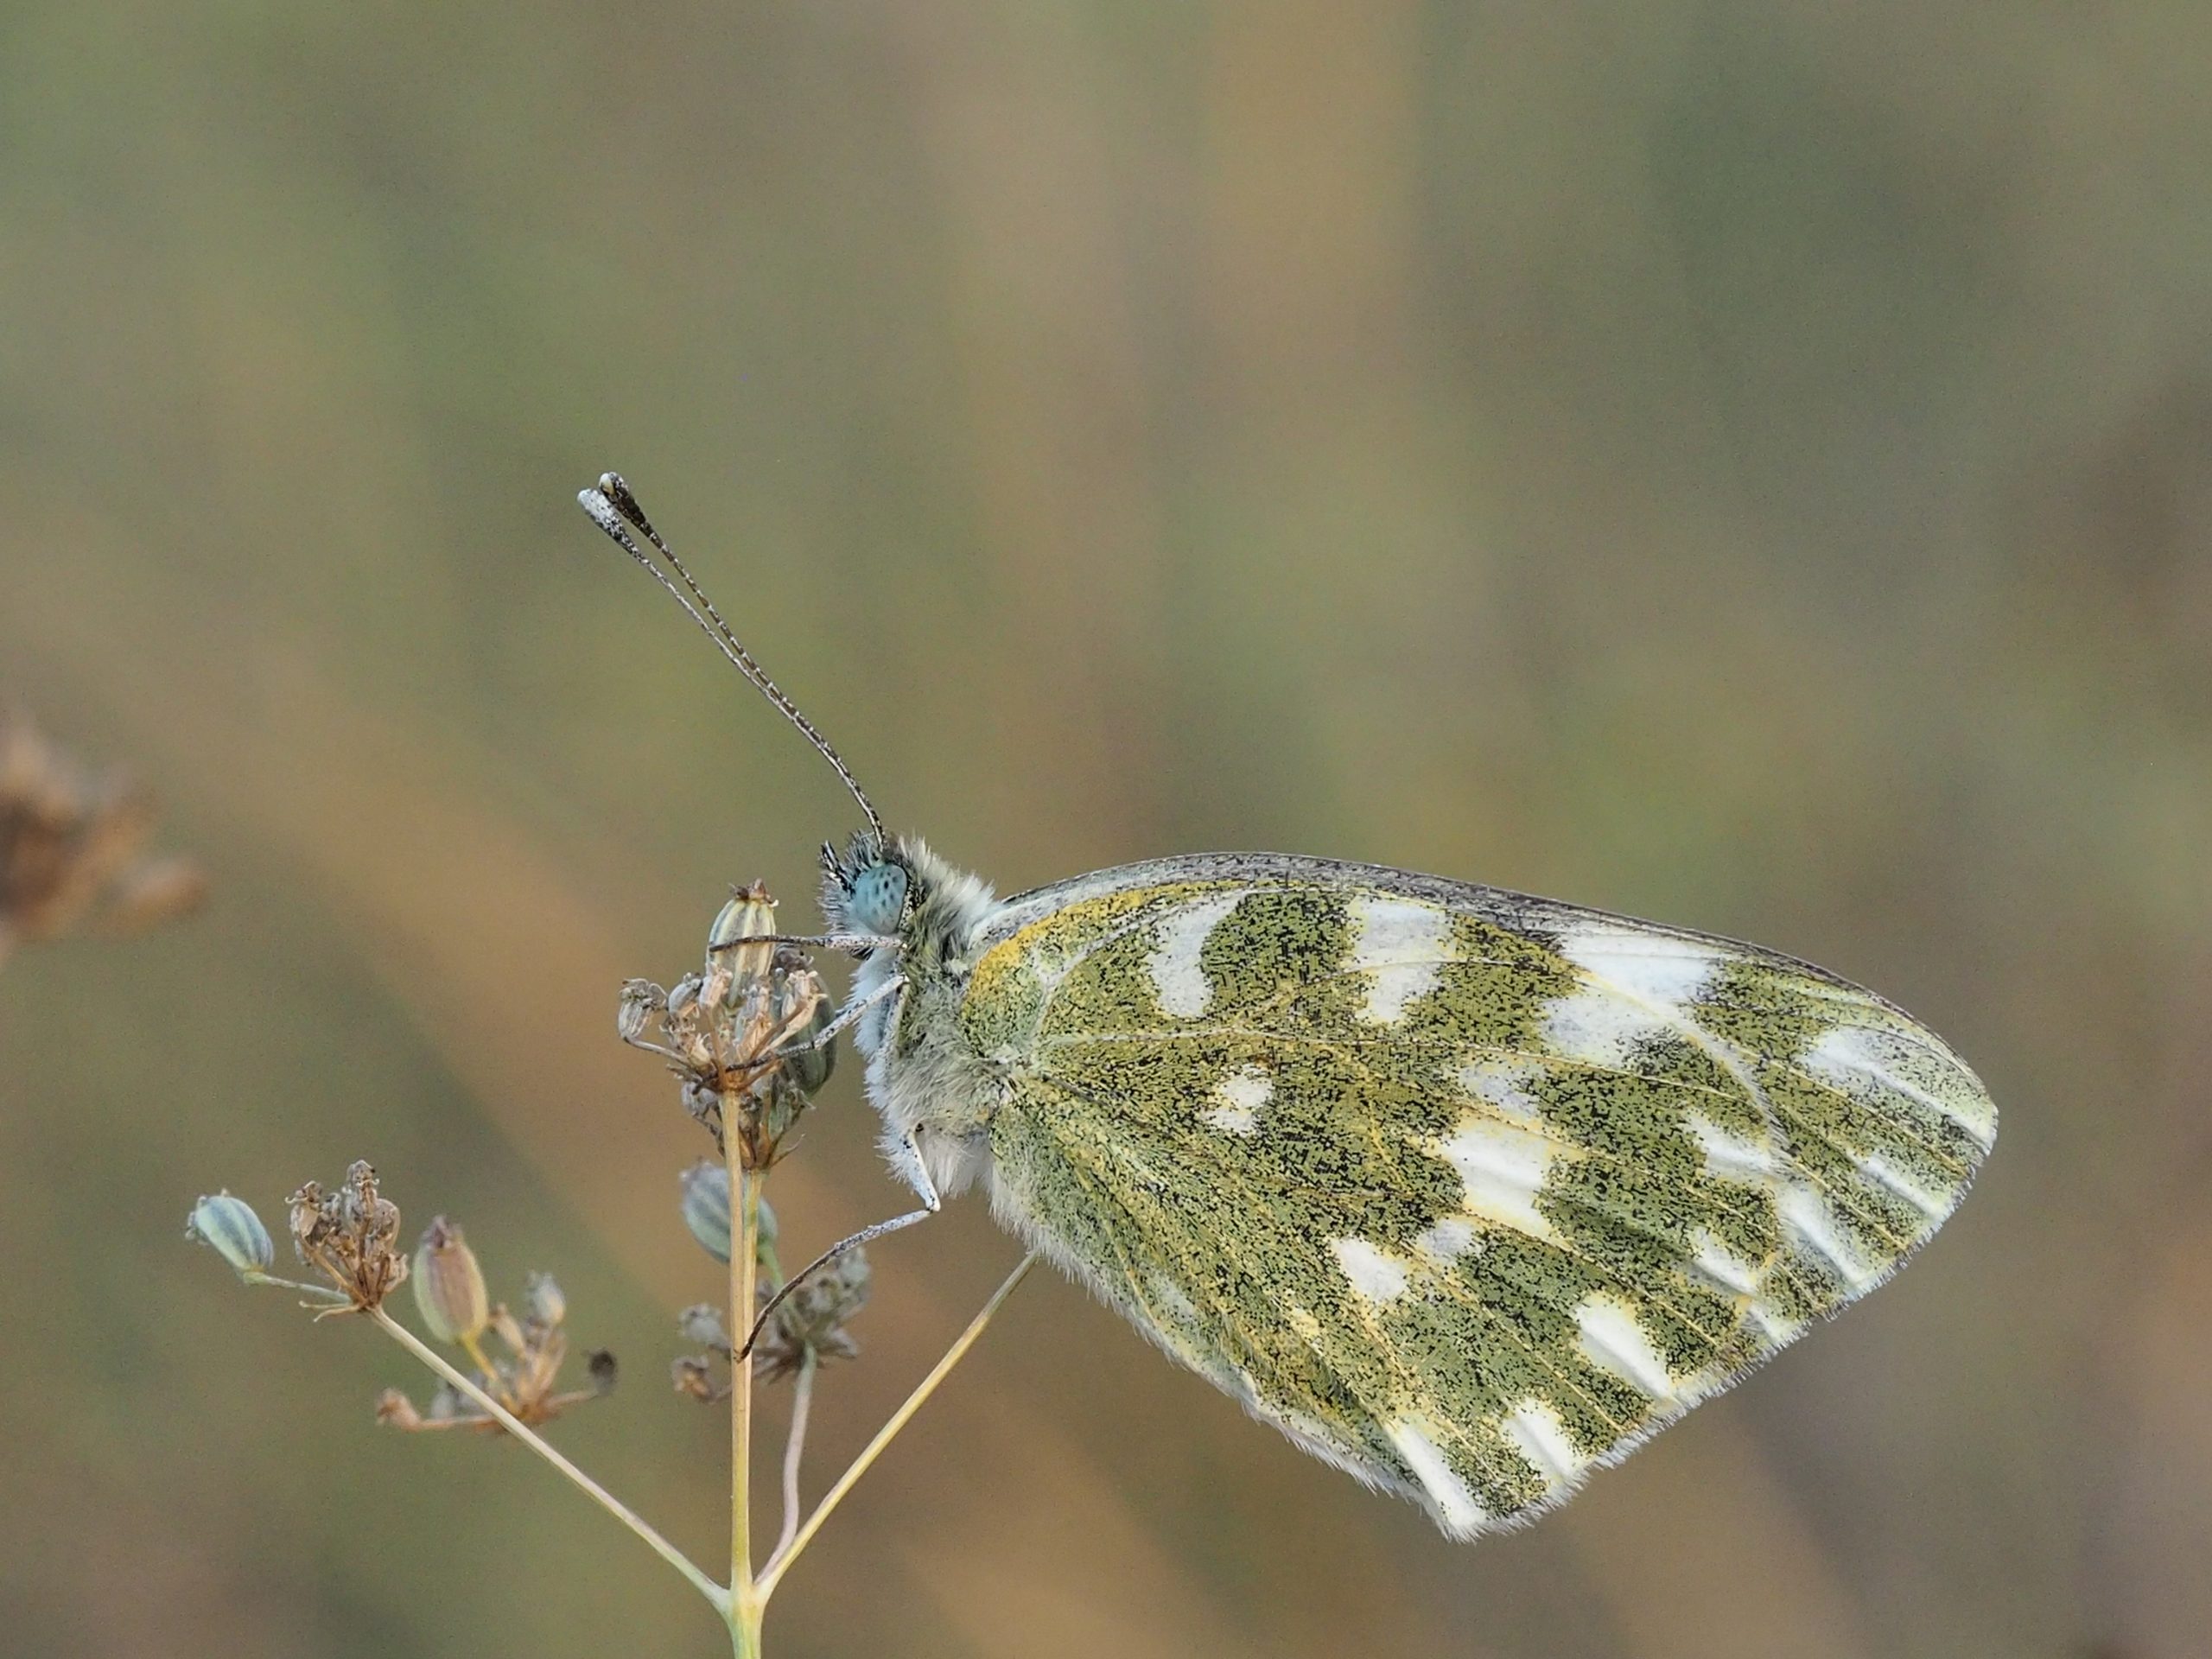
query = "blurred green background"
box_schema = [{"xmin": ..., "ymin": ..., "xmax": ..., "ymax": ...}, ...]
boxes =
[{"xmin": 3, "ymin": 3, "xmax": 2209, "ymax": 1656}]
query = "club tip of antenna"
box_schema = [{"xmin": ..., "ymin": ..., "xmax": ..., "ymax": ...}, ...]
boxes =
[{"xmin": 577, "ymin": 486, "xmax": 621, "ymax": 531}]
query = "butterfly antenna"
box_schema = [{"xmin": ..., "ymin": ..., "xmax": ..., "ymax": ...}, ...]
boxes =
[{"xmin": 578, "ymin": 474, "xmax": 886, "ymax": 842}]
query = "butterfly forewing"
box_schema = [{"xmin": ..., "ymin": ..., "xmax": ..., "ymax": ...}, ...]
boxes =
[{"xmin": 958, "ymin": 856, "xmax": 1994, "ymax": 1537}]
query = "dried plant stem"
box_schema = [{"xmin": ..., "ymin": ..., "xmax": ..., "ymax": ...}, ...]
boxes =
[
  {"xmin": 754, "ymin": 1250, "xmax": 1038, "ymax": 1600},
  {"xmin": 461, "ymin": 1332, "xmax": 500, "ymax": 1389},
  {"xmin": 243, "ymin": 1270, "xmax": 351, "ymax": 1300},
  {"xmin": 773, "ymin": 1351, "xmax": 818, "ymax": 1566},
  {"xmin": 728, "ymin": 1142, "xmax": 766, "ymax": 1656},
  {"xmin": 368, "ymin": 1306, "xmax": 728, "ymax": 1616}
]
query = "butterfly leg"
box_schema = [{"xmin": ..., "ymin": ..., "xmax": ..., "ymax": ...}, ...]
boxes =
[
  {"xmin": 736, "ymin": 1138, "xmax": 941, "ymax": 1359},
  {"xmin": 779, "ymin": 971, "xmax": 907, "ymax": 1055},
  {"xmin": 715, "ymin": 931, "xmax": 905, "ymax": 954}
]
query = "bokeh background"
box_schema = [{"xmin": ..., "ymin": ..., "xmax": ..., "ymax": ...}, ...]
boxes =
[{"xmin": 3, "ymin": 3, "xmax": 2209, "ymax": 1656}]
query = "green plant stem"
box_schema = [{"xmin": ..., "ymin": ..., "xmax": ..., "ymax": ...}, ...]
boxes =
[
  {"xmin": 368, "ymin": 1306, "xmax": 728, "ymax": 1615},
  {"xmin": 754, "ymin": 1250, "xmax": 1038, "ymax": 1600}
]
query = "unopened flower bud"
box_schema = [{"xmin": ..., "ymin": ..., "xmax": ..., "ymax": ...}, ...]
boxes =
[
  {"xmin": 523, "ymin": 1271, "xmax": 565, "ymax": 1329},
  {"xmin": 187, "ymin": 1191, "xmax": 273, "ymax": 1278},
  {"xmin": 411, "ymin": 1217, "xmax": 490, "ymax": 1345},
  {"xmin": 709, "ymin": 884, "xmax": 778, "ymax": 983},
  {"xmin": 679, "ymin": 1160, "xmax": 732, "ymax": 1262}
]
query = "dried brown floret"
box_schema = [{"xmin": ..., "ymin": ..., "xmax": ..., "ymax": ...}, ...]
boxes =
[
  {"xmin": 0, "ymin": 708, "xmax": 204, "ymax": 963},
  {"xmin": 289, "ymin": 1161, "xmax": 407, "ymax": 1314},
  {"xmin": 620, "ymin": 883, "xmax": 835, "ymax": 1168}
]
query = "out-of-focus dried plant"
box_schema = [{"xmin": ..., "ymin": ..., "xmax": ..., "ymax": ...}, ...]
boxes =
[
  {"xmin": 0, "ymin": 706, "xmax": 204, "ymax": 967},
  {"xmin": 378, "ymin": 1228, "xmax": 614, "ymax": 1433}
]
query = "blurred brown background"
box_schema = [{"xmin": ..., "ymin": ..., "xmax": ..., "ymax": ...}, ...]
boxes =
[{"xmin": 3, "ymin": 3, "xmax": 2209, "ymax": 1656}]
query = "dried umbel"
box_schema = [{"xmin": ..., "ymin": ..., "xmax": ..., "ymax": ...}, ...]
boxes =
[
  {"xmin": 380, "ymin": 1249, "xmax": 615, "ymax": 1433},
  {"xmin": 671, "ymin": 1239, "xmax": 871, "ymax": 1400},
  {"xmin": 289, "ymin": 1160, "xmax": 408, "ymax": 1313},
  {"xmin": 749, "ymin": 1250, "xmax": 870, "ymax": 1383},
  {"xmin": 0, "ymin": 707, "xmax": 204, "ymax": 962},
  {"xmin": 621, "ymin": 882, "xmax": 836, "ymax": 1169}
]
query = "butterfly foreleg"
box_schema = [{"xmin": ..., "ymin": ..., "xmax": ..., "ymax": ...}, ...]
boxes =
[
  {"xmin": 715, "ymin": 931, "xmax": 905, "ymax": 955},
  {"xmin": 736, "ymin": 1133, "xmax": 943, "ymax": 1359}
]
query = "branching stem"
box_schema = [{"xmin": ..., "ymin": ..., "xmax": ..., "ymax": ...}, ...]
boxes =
[
  {"xmin": 772, "ymin": 1351, "xmax": 818, "ymax": 1568},
  {"xmin": 754, "ymin": 1250, "xmax": 1037, "ymax": 1600},
  {"xmin": 368, "ymin": 1306, "xmax": 728, "ymax": 1615}
]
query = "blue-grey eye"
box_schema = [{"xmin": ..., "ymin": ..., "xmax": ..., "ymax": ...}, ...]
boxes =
[{"xmin": 847, "ymin": 862, "xmax": 909, "ymax": 934}]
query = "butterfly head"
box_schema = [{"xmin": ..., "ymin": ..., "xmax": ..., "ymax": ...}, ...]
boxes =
[
  {"xmin": 820, "ymin": 830, "xmax": 996, "ymax": 969},
  {"xmin": 821, "ymin": 830, "xmax": 914, "ymax": 938}
]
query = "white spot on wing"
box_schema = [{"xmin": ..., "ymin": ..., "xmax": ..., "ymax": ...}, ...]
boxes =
[
  {"xmin": 1801, "ymin": 1024, "xmax": 1997, "ymax": 1149},
  {"xmin": 1145, "ymin": 1271, "xmax": 1198, "ymax": 1325},
  {"xmin": 1201, "ymin": 1064, "xmax": 1272, "ymax": 1135},
  {"xmin": 1439, "ymin": 1116, "xmax": 1561, "ymax": 1243},
  {"xmin": 1856, "ymin": 1151, "xmax": 1951, "ymax": 1222},
  {"xmin": 1331, "ymin": 1236, "xmax": 1411, "ymax": 1305},
  {"xmin": 1348, "ymin": 895, "xmax": 1452, "ymax": 1024},
  {"xmin": 1688, "ymin": 1113, "xmax": 1783, "ymax": 1184},
  {"xmin": 1455, "ymin": 1055, "xmax": 1546, "ymax": 1121},
  {"xmin": 1573, "ymin": 1294, "xmax": 1678, "ymax": 1402},
  {"xmin": 1560, "ymin": 929, "xmax": 1726, "ymax": 1007},
  {"xmin": 1146, "ymin": 893, "xmax": 1243, "ymax": 1019},
  {"xmin": 1541, "ymin": 987, "xmax": 1667, "ymax": 1068},
  {"xmin": 1749, "ymin": 1300, "xmax": 1804, "ymax": 1345},
  {"xmin": 1544, "ymin": 931, "xmax": 1724, "ymax": 1066},
  {"xmin": 1414, "ymin": 1216, "xmax": 1481, "ymax": 1264},
  {"xmin": 1778, "ymin": 1182, "xmax": 1877, "ymax": 1289},
  {"xmin": 1388, "ymin": 1421, "xmax": 1486, "ymax": 1537},
  {"xmin": 1501, "ymin": 1398, "xmax": 1588, "ymax": 1490},
  {"xmin": 1687, "ymin": 1229, "xmax": 1762, "ymax": 1295}
]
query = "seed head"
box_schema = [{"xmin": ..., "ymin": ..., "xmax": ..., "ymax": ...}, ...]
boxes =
[
  {"xmin": 411, "ymin": 1217, "xmax": 491, "ymax": 1345},
  {"xmin": 620, "ymin": 881, "xmax": 838, "ymax": 1168},
  {"xmin": 708, "ymin": 882, "xmax": 779, "ymax": 985},
  {"xmin": 289, "ymin": 1160, "xmax": 407, "ymax": 1313}
]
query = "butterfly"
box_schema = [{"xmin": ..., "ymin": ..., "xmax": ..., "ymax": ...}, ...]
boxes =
[{"xmin": 581, "ymin": 476, "xmax": 1996, "ymax": 1539}]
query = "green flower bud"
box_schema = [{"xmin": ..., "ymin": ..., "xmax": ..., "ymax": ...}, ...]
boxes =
[
  {"xmin": 678, "ymin": 1161, "xmax": 776, "ymax": 1264},
  {"xmin": 411, "ymin": 1217, "xmax": 490, "ymax": 1345},
  {"xmin": 679, "ymin": 1160, "xmax": 732, "ymax": 1263},
  {"xmin": 186, "ymin": 1191, "xmax": 273, "ymax": 1278}
]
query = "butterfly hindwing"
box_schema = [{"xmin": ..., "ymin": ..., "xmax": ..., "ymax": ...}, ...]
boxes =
[{"xmin": 957, "ymin": 856, "xmax": 1994, "ymax": 1537}]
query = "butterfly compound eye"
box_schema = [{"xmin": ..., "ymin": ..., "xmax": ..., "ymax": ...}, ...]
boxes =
[{"xmin": 847, "ymin": 862, "xmax": 910, "ymax": 935}]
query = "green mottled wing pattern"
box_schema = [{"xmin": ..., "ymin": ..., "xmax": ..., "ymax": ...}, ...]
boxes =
[{"xmin": 958, "ymin": 857, "xmax": 1994, "ymax": 1537}]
